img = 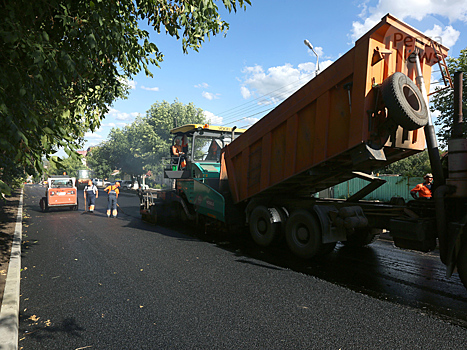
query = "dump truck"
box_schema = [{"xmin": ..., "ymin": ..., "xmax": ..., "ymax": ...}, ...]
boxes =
[{"xmin": 139, "ymin": 14, "xmax": 467, "ymax": 289}]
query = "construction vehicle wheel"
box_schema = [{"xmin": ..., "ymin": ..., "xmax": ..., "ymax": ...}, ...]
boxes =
[
  {"xmin": 342, "ymin": 227, "xmax": 377, "ymax": 247},
  {"xmin": 249, "ymin": 206, "xmax": 282, "ymax": 247},
  {"xmin": 381, "ymin": 72, "xmax": 428, "ymax": 130},
  {"xmin": 285, "ymin": 210, "xmax": 322, "ymax": 259},
  {"xmin": 40, "ymin": 197, "xmax": 49, "ymax": 212},
  {"xmin": 457, "ymin": 237, "xmax": 467, "ymax": 290}
]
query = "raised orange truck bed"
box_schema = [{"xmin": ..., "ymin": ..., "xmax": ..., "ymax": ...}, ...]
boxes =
[{"xmin": 223, "ymin": 13, "xmax": 448, "ymax": 204}]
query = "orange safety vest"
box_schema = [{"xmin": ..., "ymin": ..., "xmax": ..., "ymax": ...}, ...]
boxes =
[
  {"xmin": 411, "ymin": 183, "xmax": 432, "ymax": 198},
  {"xmin": 105, "ymin": 185, "xmax": 120, "ymax": 196}
]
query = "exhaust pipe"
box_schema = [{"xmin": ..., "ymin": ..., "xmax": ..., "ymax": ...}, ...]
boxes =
[{"xmin": 413, "ymin": 52, "xmax": 445, "ymax": 187}]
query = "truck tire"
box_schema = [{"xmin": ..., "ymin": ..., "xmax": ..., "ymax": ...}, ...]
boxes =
[
  {"xmin": 249, "ymin": 206, "xmax": 282, "ymax": 247},
  {"xmin": 40, "ymin": 197, "xmax": 49, "ymax": 212},
  {"xmin": 285, "ymin": 210, "xmax": 322, "ymax": 259},
  {"xmin": 381, "ymin": 72, "xmax": 428, "ymax": 130}
]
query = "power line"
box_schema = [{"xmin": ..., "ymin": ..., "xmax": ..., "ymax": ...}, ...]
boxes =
[{"xmin": 213, "ymin": 72, "xmax": 316, "ymax": 128}]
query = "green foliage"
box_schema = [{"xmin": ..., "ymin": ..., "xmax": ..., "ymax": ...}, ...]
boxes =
[
  {"xmin": 88, "ymin": 100, "xmax": 206, "ymax": 181},
  {"xmin": 431, "ymin": 48, "xmax": 467, "ymax": 148},
  {"xmin": 46, "ymin": 156, "xmax": 87, "ymax": 177},
  {"xmin": 0, "ymin": 0, "xmax": 251, "ymax": 196},
  {"xmin": 378, "ymin": 150, "xmax": 432, "ymax": 177},
  {"xmin": 86, "ymin": 145, "xmax": 113, "ymax": 179},
  {"xmin": 141, "ymin": 100, "xmax": 206, "ymax": 175}
]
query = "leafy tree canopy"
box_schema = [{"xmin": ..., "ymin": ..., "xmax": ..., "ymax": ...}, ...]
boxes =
[
  {"xmin": 378, "ymin": 150, "xmax": 432, "ymax": 177},
  {"xmin": 46, "ymin": 155, "xmax": 87, "ymax": 178},
  {"xmin": 0, "ymin": 0, "xmax": 250, "ymax": 195},
  {"xmin": 431, "ymin": 47, "xmax": 467, "ymax": 148},
  {"xmin": 87, "ymin": 100, "xmax": 206, "ymax": 182}
]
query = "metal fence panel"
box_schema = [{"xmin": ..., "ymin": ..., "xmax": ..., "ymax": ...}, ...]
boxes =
[{"xmin": 331, "ymin": 176, "xmax": 424, "ymax": 202}]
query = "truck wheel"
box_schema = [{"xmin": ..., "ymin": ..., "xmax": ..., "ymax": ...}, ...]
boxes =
[
  {"xmin": 381, "ymin": 72, "xmax": 428, "ymax": 130},
  {"xmin": 40, "ymin": 198, "xmax": 49, "ymax": 212},
  {"xmin": 285, "ymin": 210, "xmax": 322, "ymax": 259},
  {"xmin": 249, "ymin": 206, "xmax": 282, "ymax": 247},
  {"xmin": 342, "ymin": 227, "xmax": 377, "ymax": 247}
]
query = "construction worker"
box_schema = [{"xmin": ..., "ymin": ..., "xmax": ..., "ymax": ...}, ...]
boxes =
[
  {"xmin": 171, "ymin": 138, "xmax": 186, "ymax": 169},
  {"xmin": 84, "ymin": 179, "xmax": 98, "ymax": 212},
  {"xmin": 104, "ymin": 181, "xmax": 120, "ymax": 217},
  {"xmin": 411, "ymin": 173, "xmax": 433, "ymax": 199}
]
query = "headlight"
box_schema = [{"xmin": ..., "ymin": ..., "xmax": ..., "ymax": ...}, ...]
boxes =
[
  {"xmin": 50, "ymin": 191, "xmax": 55, "ymax": 196},
  {"xmin": 68, "ymin": 190, "xmax": 75, "ymax": 194}
]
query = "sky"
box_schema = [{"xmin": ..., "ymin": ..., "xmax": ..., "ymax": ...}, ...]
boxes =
[{"xmin": 80, "ymin": 0, "xmax": 467, "ymax": 152}]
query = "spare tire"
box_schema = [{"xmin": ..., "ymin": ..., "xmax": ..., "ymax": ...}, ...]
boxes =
[{"xmin": 381, "ymin": 72, "xmax": 428, "ymax": 130}]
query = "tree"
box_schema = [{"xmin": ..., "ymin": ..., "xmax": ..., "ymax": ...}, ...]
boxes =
[
  {"xmin": 431, "ymin": 48, "xmax": 467, "ymax": 148},
  {"xmin": 87, "ymin": 100, "xmax": 206, "ymax": 184},
  {"xmin": 86, "ymin": 145, "xmax": 113, "ymax": 180},
  {"xmin": 0, "ymin": 0, "xmax": 251, "ymax": 195},
  {"xmin": 46, "ymin": 156, "xmax": 87, "ymax": 178},
  {"xmin": 378, "ymin": 151, "xmax": 431, "ymax": 177},
  {"xmin": 141, "ymin": 100, "xmax": 206, "ymax": 177}
]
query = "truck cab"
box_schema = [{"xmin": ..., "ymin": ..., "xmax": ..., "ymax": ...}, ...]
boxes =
[{"xmin": 165, "ymin": 124, "xmax": 245, "ymax": 186}]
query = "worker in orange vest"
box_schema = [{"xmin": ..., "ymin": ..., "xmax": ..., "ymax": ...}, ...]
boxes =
[
  {"xmin": 104, "ymin": 181, "xmax": 120, "ymax": 217},
  {"xmin": 172, "ymin": 138, "xmax": 186, "ymax": 169},
  {"xmin": 410, "ymin": 173, "xmax": 433, "ymax": 199}
]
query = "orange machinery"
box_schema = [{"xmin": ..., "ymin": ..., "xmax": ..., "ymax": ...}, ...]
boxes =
[
  {"xmin": 223, "ymin": 14, "xmax": 449, "ymax": 204},
  {"xmin": 40, "ymin": 175, "xmax": 79, "ymax": 211}
]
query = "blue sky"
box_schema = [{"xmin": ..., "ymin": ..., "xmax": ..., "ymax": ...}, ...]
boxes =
[{"xmin": 82, "ymin": 0, "xmax": 467, "ymax": 151}]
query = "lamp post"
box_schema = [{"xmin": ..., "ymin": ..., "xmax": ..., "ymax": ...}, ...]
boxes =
[{"xmin": 304, "ymin": 39, "xmax": 320, "ymax": 76}]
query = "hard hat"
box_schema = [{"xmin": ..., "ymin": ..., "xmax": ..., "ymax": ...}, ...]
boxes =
[{"xmin": 424, "ymin": 173, "xmax": 433, "ymax": 178}]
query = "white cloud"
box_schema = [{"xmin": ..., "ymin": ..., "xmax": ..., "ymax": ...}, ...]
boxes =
[
  {"xmin": 240, "ymin": 86, "xmax": 251, "ymax": 99},
  {"xmin": 350, "ymin": 0, "xmax": 467, "ymax": 43},
  {"xmin": 240, "ymin": 63, "xmax": 308, "ymax": 103},
  {"xmin": 424, "ymin": 24, "xmax": 460, "ymax": 48},
  {"xmin": 101, "ymin": 122, "xmax": 116, "ymax": 128},
  {"xmin": 141, "ymin": 85, "xmax": 160, "ymax": 91},
  {"xmin": 84, "ymin": 132, "xmax": 103, "ymax": 140},
  {"xmin": 239, "ymin": 59, "xmax": 335, "ymax": 105},
  {"xmin": 202, "ymin": 91, "xmax": 220, "ymax": 100},
  {"xmin": 195, "ymin": 82, "xmax": 209, "ymax": 89},
  {"xmin": 105, "ymin": 108, "xmax": 139, "ymax": 122},
  {"xmin": 204, "ymin": 110, "xmax": 223, "ymax": 125}
]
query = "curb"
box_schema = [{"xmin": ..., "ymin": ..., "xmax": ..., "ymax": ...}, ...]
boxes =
[{"xmin": 0, "ymin": 189, "xmax": 23, "ymax": 350}]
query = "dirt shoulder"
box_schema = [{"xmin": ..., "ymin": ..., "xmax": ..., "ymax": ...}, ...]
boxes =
[{"xmin": 0, "ymin": 189, "xmax": 21, "ymax": 310}]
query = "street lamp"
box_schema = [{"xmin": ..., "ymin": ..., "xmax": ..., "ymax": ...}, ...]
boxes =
[{"xmin": 304, "ymin": 39, "xmax": 320, "ymax": 76}]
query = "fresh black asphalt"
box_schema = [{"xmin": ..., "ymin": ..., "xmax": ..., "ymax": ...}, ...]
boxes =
[{"xmin": 17, "ymin": 185, "xmax": 467, "ymax": 349}]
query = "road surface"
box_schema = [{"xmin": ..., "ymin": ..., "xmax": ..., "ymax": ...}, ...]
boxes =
[{"xmin": 17, "ymin": 185, "xmax": 467, "ymax": 349}]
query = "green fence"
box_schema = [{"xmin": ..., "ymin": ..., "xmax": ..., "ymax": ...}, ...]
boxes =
[{"xmin": 331, "ymin": 176, "xmax": 424, "ymax": 202}]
